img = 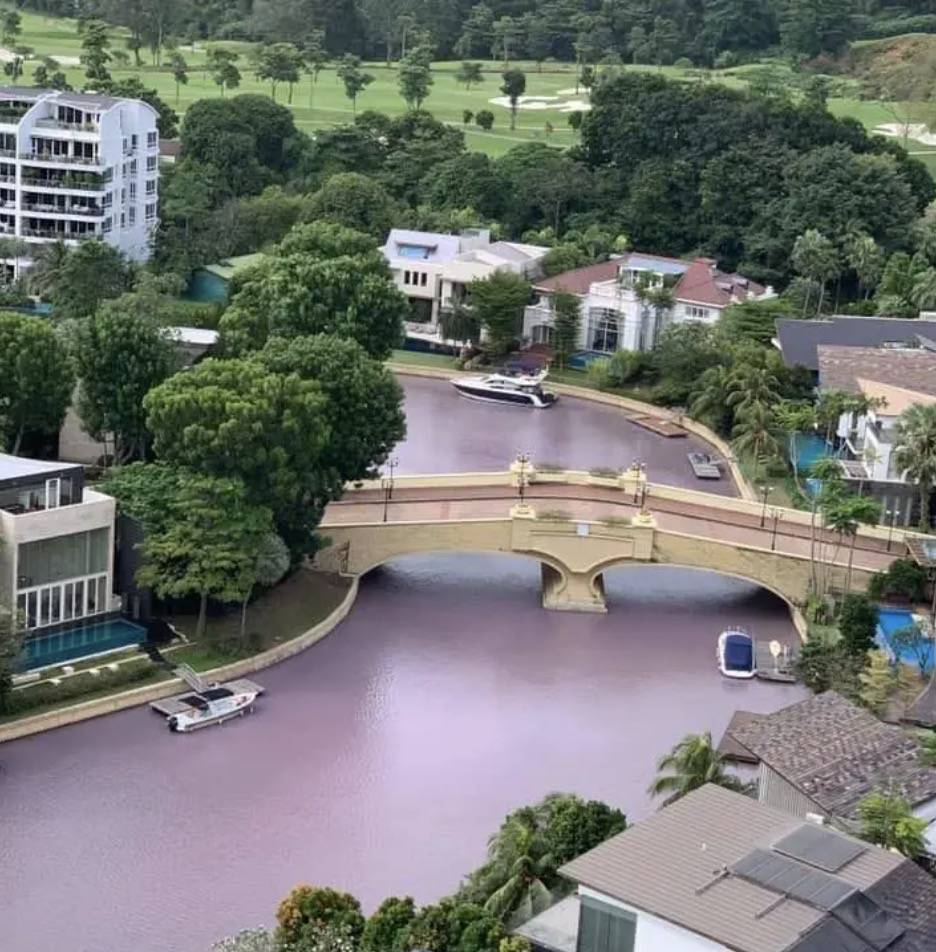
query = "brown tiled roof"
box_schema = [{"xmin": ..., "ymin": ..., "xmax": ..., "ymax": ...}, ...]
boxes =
[
  {"xmin": 674, "ymin": 257, "xmax": 766, "ymax": 308},
  {"xmin": 818, "ymin": 345, "xmax": 936, "ymax": 398},
  {"xmin": 560, "ymin": 784, "xmax": 929, "ymax": 952},
  {"xmin": 533, "ymin": 259, "xmax": 620, "ymax": 294},
  {"xmin": 727, "ymin": 691, "xmax": 936, "ymax": 819}
]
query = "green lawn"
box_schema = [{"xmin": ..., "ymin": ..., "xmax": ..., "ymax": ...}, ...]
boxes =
[{"xmin": 14, "ymin": 9, "xmax": 936, "ymax": 162}]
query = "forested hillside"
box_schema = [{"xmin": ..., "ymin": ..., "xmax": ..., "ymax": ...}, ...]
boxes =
[{"xmin": 19, "ymin": 1, "xmax": 936, "ymax": 67}]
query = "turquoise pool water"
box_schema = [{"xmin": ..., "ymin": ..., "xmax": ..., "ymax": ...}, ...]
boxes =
[
  {"xmin": 19, "ymin": 618, "xmax": 147, "ymax": 670},
  {"xmin": 876, "ymin": 608, "xmax": 934, "ymax": 672},
  {"xmin": 792, "ymin": 433, "xmax": 832, "ymax": 474}
]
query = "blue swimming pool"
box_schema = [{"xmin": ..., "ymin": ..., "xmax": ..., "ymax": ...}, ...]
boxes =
[
  {"xmin": 18, "ymin": 618, "xmax": 147, "ymax": 670},
  {"xmin": 876, "ymin": 608, "xmax": 934, "ymax": 672}
]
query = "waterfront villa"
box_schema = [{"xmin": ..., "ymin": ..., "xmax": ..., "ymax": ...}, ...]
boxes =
[
  {"xmin": 516, "ymin": 783, "xmax": 936, "ymax": 952},
  {"xmin": 0, "ymin": 85, "xmax": 159, "ymax": 278},
  {"xmin": 0, "ymin": 454, "xmax": 118, "ymax": 650},
  {"xmin": 817, "ymin": 345, "xmax": 936, "ymax": 526},
  {"xmin": 722, "ymin": 691, "xmax": 936, "ymax": 850},
  {"xmin": 380, "ymin": 227, "xmax": 549, "ymax": 346},
  {"xmin": 521, "ymin": 253, "xmax": 771, "ymax": 355}
]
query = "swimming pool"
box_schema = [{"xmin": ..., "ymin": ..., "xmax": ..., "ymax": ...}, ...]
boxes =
[
  {"xmin": 19, "ymin": 618, "xmax": 147, "ymax": 670},
  {"xmin": 876, "ymin": 607, "xmax": 934, "ymax": 672}
]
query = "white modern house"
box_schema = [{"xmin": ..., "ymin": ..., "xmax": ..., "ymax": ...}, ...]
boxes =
[
  {"xmin": 380, "ymin": 227, "xmax": 549, "ymax": 346},
  {"xmin": 0, "ymin": 454, "xmax": 118, "ymax": 639},
  {"xmin": 515, "ymin": 784, "xmax": 936, "ymax": 952},
  {"xmin": 0, "ymin": 86, "xmax": 159, "ymax": 278},
  {"xmin": 818, "ymin": 345, "xmax": 936, "ymax": 525},
  {"xmin": 523, "ymin": 254, "xmax": 771, "ymax": 355}
]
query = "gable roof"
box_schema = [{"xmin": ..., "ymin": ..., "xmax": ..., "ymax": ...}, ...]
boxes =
[
  {"xmin": 776, "ymin": 317, "xmax": 936, "ymax": 371},
  {"xmin": 818, "ymin": 345, "xmax": 936, "ymax": 398},
  {"xmin": 673, "ymin": 257, "xmax": 765, "ymax": 308},
  {"xmin": 534, "ymin": 259, "xmax": 620, "ymax": 294},
  {"xmin": 726, "ymin": 691, "xmax": 936, "ymax": 819},
  {"xmin": 560, "ymin": 784, "xmax": 936, "ymax": 952}
]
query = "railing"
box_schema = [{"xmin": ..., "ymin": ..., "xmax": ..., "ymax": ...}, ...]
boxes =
[
  {"xmin": 21, "ymin": 177, "xmax": 106, "ymax": 192},
  {"xmin": 22, "ymin": 203, "xmax": 104, "ymax": 217},
  {"xmin": 0, "ymin": 148, "xmax": 15, "ymax": 158},
  {"xmin": 34, "ymin": 118, "xmax": 99, "ymax": 133},
  {"xmin": 21, "ymin": 227, "xmax": 94, "ymax": 240},
  {"xmin": 20, "ymin": 152, "xmax": 104, "ymax": 167}
]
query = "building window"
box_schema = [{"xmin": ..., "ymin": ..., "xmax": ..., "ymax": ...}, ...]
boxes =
[
  {"xmin": 130, "ymin": 159, "xmax": 137, "ymax": 175},
  {"xmin": 420, "ymin": 272, "xmax": 428, "ymax": 287},
  {"xmin": 145, "ymin": 203, "xmax": 156, "ymax": 221},
  {"xmin": 532, "ymin": 324, "xmax": 554, "ymax": 345},
  {"xmin": 686, "ymin": 305, "xmax": 710, "ymax": 321},
  {"xmin": 102, "ymin": 217, "xmax": 112, "ymax": 233},
  {"xmin": 403, "ymin": 270, "xmax": 411, "ymax": 285},
  {"xmin": 128, "ymin": 206, "xmax": 136, "ymax": 225},
  {"xmin": 131, "ymin": 134, "xmax": 138, "ymax": 148},
  {"xmin": 146, "ymin": 155, "xmax": 157, "ymax": 172},
  {"xmin": 147, "ymin": 131, "xmax": 157, "ymax": 148},
  {"xmin": 145, "ymin": 179, "xmax": 156, "ymax": 195},
  {"xmin": 129, "ymin": 182, "xmax": 137, "ymax": 199},
  {"xmin": 587, "ymin": 310, "xmax": 620, "ymax": 353},
  {"xmin": 577, "ymin": 896, "xmax": 636, "ymax": 952},
  {"xmin": 120, "ymin": 212, "xmax": 125, "ymax": 228}
]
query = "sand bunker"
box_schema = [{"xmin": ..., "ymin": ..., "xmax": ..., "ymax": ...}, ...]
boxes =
[
  {"xmin": 874, "ymin": 122, "xmax": 936, "ymax": 146},
  {"xmin": 488, "ymin": 94, "xmax": 591, "ymax": 113}
]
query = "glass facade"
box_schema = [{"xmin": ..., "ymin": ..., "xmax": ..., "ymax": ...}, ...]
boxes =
[
  {"xmin": 577, "ymin": 896, "xmax": 636, "ymax": 952},
  {"xmin": 14, "ymin": 528, "xmax": 110, "ymax": 630}
]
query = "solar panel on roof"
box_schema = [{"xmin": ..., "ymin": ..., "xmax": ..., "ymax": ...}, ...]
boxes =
[
  {"xmin": 832, "ymin": 893, "xmax": 905, "ymax": 951},
  {"xmin": 788, "ymin": 917, "xmax": 874, "ymax": 952},
  {"xmin": 773, "ymin": 824, "xmax": 867, "ymax": 872},
  {"xmin": 731, "ymin": 850, "xmax": 855, "ymax": 911}
]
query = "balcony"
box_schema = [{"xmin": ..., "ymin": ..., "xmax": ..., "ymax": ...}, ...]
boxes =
[
  {"xmin": 20, "ymin": 152, "xmax": 104, "ymax": 168},
  {"xmin": 21, "ymin": 226, "xmax": 95, "ymax": 240},
  {"xmin": 34, "ymin": 117, "xmax": 99, "ymax": 133},
  {"xmin": 21, "ymin": 175, "xmax": 106, "ymax": 193},
  {"xmin": 22, "ymin": 201, "xmax": 104, "ymax": 218}
]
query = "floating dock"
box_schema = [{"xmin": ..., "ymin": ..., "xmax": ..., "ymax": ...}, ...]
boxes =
[
  {"xmin": 149, "ymin": 678, "xmax": 265, "ymax": 717},
  {"xmin": 624, "ymin": 413, "xmax": 688, "ymax": 438},
  {"xmin": 754, "ymin": 641, "xmax": 798, "ymax": 683},
  {"xmin": 687, "ymin": 452, "xmax": 722, "ymax": 480}
]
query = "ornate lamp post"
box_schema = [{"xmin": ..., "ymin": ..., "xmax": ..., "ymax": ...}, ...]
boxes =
[
  {"xmin": 382, "ymin": 456, "xmax": 399, "ymax": 523},
  {"xmin": 516, "ymin": 451, "xmax": 530, "ymax": 505},
  {"xmin": 770, "ymin": 508, "xmax": 780, "ymax": 552},
  {"xmin": 759, "ymin": 484, "xmax": 773, "ymax": 528}
]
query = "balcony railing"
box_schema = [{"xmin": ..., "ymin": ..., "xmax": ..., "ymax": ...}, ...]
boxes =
[
  {"xmin": 34, "ymin": 118, "xmax": 99, "ymax": 133},
  {"xmin": 22, "ymin": 202, "xmax": 104, "ymax": 217},
  {"xmin": 21, "ymin": 176, "xmax": 106, "ymax": 192},
  {"xmin": 20, "ymin": 152, "xmax": 104, "ymax": 167},
  {"xmin": 21, "ymin": 226, "xmax": 95, "ymax": 240}
]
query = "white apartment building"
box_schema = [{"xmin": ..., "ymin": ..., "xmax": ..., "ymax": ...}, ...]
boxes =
[
  {"xmin": 0, "ymin": 86, "xmax": 159, "ymax": 278},
  {"xmin": 380, "ymin": 227, "xmax": 549, "ymax": 346},
  {"xmin": 0, "ymin": 454, "xmax": 118, "ymax": 639},
  {"xmin": 524, "ymin": 254, "xmax": 771, "ymax": 355}
]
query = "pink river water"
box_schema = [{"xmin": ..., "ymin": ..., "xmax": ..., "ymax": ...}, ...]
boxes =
[{"xmin": 0, "ymin": 376, "xmax": 806, "ymax": 952}]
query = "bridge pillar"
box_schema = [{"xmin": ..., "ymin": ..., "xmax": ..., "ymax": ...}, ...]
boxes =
[{"xmin": 541, "ymin": 563, "xmax": 607, "ymax": 613}]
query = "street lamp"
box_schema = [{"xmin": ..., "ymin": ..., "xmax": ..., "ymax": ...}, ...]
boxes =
[
  {"xmin": 516, "ymin": 451, "xmax": 530, "ymax": 505},
  {"xmin": 759, "ymin": 484, "xmax": 773, "ymax": 528},
  {"xmin": 381, "ymin": 477, "xmax": 390, "ymax": 523},
  {"xmin": 385, "ymin": 456, "xmax": 399, "ymax": 500},
  {"xmin": 885, "ymin": 507, "xmax": 899, "ymax": 552},
  {"xmin": 770, "ymin": 509, "xmax": 780, "ymax": 552},
  {"xmin": 633, "ymin": 460, "xmax": 643, "ymax": 504}
]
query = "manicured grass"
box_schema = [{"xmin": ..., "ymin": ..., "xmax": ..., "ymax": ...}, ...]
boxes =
[
  {"xmin": 13, "ymin": 10, "xmax": 936, "ymax": 160},
  {"xmin": 391, "ymin": 348, "xmax": 457, "ymax": 368}
]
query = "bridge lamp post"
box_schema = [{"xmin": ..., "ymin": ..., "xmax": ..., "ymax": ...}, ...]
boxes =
[
  {"xmin": 759, "ymin": 484, "xmax": 773, "ymax": 528},
  {"xmin": 386, "ymin": 456, "xmax": 399, "ymax": 500},
  {"xmin": 516, "ymin": 451, "xmax": 531, "ymax": 505},
  {"xmin": 885, "ymin": 507, "xmax": 898, "ymax": 552},
  {"xmin": 770, "ymin": 509, "xmax": 780, "ymax": 552},
  {"xmin": 381, "ymin": 457, "xmax": 399, "ymax": 523}
]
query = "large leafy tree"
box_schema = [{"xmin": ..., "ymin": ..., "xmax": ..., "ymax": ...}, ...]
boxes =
[
  {"xmin": 0, "ymin": 601, "xmax": 23, "ymax": 714},
  {"xmin": 219, "ymin": 252, "xmax": 406, "ymax": 357},
  {"xmin": 258, "ymin": 334, "xmax": 405, "ymax": 494},
  {"xmin": 648, "ymin": 732, "xmax": 745, "ymax": 806},
  {"xmin": 136, "ymin": 472, "xmax": 273, "ymax": 639},
  {"xmin": 551, "ymin": 291, "xmax": 581, "ymax": 368},
  {"xmin": 276, "ymin": 886, "xmax": 365, "ymax": 950},
  {"xmin": 361, "ymin": 896, "xmax": 415, "ymax": 952},
  {"xmin": 0, "ymin": 313, "xmax": 74, "ymax": 454},
  {"xmin": 74, "ymin": 297, "xmax": 176, "ymax": 464},
  {"xmin": 468, "ymin": 271, "xmax": 531, "ymax": 357},
  {"xmin": 500, "ymin": 68, "xmax": 526, "ymax": 131},
  {"xmin": 305, "ymin": 171, "xmax": 400, "ymax": 239},
  {"xmin": 45, "ymin": 240, "xmax": 133, "ymax": 321},
  {"xmin": 143, "ymin": 359, "xmax": 330, "ymax": 549},
  {"xmin": 336, "ymin": 54, "xmax": 374, "ymax": 113}
]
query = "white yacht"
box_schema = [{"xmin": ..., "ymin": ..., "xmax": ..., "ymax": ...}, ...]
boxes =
[
  {"xmin": 167, "ymin": 686, "xmax": 259, "ymax": 732},
  {"xmin": 717, "ymin": 629, "xmax": 757, "ymax": 679},
  {"xmin": 451, "ymin": 368, "xmax": 558, "ymax": 408}
]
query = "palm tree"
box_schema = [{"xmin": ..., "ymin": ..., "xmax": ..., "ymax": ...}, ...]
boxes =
[
  {"xmin": 648, "ymin": 732, "xmax": 745, "ymax": 807},
  {"xmin": 809, "ymin": 458, "xmax": 846, "ymax": 597},
  {"xmin": 26, "ymin": 239, "xmax": 69, "ymax": 298},
  {"xmin": 895, "ymin": 403, "xmax": 936, "ymax": 531},
  {"xmin": 727, "ymin": 364, "xmax": 780, "ymax": 419},
  {"xmin": 690, "ymin": 365, "xmax": 734, "ymax": 435},
  {"xmin": 911, "ymin": 266, "xmax": 936, "ymax": 310},
  {"xmin": 824, "ymin": 494, "xmax": 881, "ymax": 600},
  {"xmin": 482, "ymin": 816, "xmax": 555, "ymax": 927},
  {"xmin": 731, "ymin": 402, "xmax": 780, "ymax": 481}
]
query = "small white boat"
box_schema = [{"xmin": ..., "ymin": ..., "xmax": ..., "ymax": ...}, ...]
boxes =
[
  {"xmin": 717, "ymin": 629, "xmax": 756, "ymax": 679},
  {"xmin": 167, "ymin": 687, "xmax": 258, "ymax": 732},
  {"xmin": 451, "ymin": 369, "xmax": 558, "ymax": 408}
]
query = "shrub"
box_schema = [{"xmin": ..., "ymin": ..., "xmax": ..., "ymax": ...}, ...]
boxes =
[
  {"xmin": 586, "ymin": 357, "xmax": 611, "ymax": 389},
  {"xmin": 794, "ymin": 637, "xmax": 864, "ymax": 697},
  {"xmin": 673, "ymin": 57, "xmax": 693, "ymax": 69},
  {"xmin": 462, "ymin": 109, "xmax": 474, "ymax": 125},
  {"xmin": 275, "ymin": 886, "xmax": 365, "ymax": 950},
  {"xmin": 362, "ymin": 897, "xmax": 415, "ymax": 952},
  {"xmin": 607, "ymin": 349, "xmax": 648, "ymax": 387},
  {"xmin": 713, "ymin": 50, "xmax": 738, "ymax": 69},
  {"xmin": 839, "ymin": 594, "xmax": 877, "ymax": 657},
  {"xmin": 475, "ymin": 110, "xmax": 494, "ymax": 131},
  {"xmin": 538, "ymin": 508, "xmax": 572, "ymax": 520},
  {"xmin": 868, "ymin": 558, "xmax": 928, "ymax": 603}
]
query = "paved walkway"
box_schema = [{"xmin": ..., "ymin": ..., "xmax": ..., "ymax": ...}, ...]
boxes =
[{"xmin": 324, "ymin": 484, "xmax": 898, "ymax": 575}]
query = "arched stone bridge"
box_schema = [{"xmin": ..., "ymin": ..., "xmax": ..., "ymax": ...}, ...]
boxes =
[{"xmin": 316, "ymin": 466, "xmax": 902, "ymax": 617}]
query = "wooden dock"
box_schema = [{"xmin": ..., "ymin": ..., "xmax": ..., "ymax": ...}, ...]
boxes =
[
  {"xmin": 754, "ymin": 641, "xmax": 798, "ymax": 683},
  {"xmin": 149, "ymin": 678, "xmax": 266, "ymax": 716},
  {"xmin": 624, "ymin": 413, "xmax": 688, "ymax": 438}
]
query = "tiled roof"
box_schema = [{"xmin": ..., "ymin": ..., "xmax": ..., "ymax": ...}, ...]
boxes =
[
  {"xmin": 776, "ymin": 317, "xmax": 936, "ymax": 371},
  {"xmin": 818, "ymin": 345, "xmax": 936, "ymax": 398},
  {"xmin": 560, "ymin": 784, "xmax": 936, "ymax": 952},
  {"xmin": 727, "ymin": 691, "xmax": 936, "ymax": 819},
  {"xmin": 673, "ymin": 257, "xmax": 765, "ymax": 308},
  {"xmin": 534, "ymin": 259, "xmax": 620, "ymax": 294}
]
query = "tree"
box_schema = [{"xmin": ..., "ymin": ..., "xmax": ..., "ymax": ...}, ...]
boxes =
[
  {"xmin": 336, "ymin": 54, "xmax": 374, "ymax": 114},
  {"xmin": 493, "ymin": 16, "xmax": 523, "ymax": 67},
  {"xmin": 136, "ymin": 472, "xmax": 273, "ymax": 639},
  {"xmin": 398, "ymin": 50, "xmax": 433, "ymax": 110},
  {"xmin": 361, "ymin": 896, "xmax": 415, "ymax": 952},
  {"xmin": 1, "ymin": 9, "xmax": 21, "ymax": 48},
  {"xmin": 26, "ymin": 239, "xmax": 70, "ymax": 298},
  {"xmin": 44, "ymin": 240, "xmax": 132, "ymax": 320},
  {"xmin": 840, "ymin": 593, "xmax": 878, "ymax": 657},
  {"xmin": 541, "ymin": 795, "xmax": 627, "ymax": 865},
  {"xmin": 239, "ymin": 532, "xmax": 289, "ymax": 639},
  {"xmin": 303, "ymin": 30, "xmax": 328, "ymax": 109},
  {"xmin": 207, "ymin": 48, "xmax": 241, "ymax": 96},
  {"xmin": 253, "ymin": 42, "xmax": 303, "ymax": 104},
  {"xmin": 80, "ymin": 19, "xmax": 111, "ymax": 85},
  {"xmin": 143, "ymin": 359, "xmax": 330, "ymax": 549},
  {"xmin": 648, "ymin": 731, "xmax": 745, "ymax": 806},
  {"xmin": 857, "ymin": 792, "xmax": 928, "ymax": 859},
  {"xmin": 890, "ymin": 624, "xmax": 932, "ymax": 678},
  {"xmin": 551, "ymin": 291, "xmax": 581, "ymax": 369},
  {"xmin": 718, "ymin": 299, "xmax": 789, "ymax": 347},
  {"xmin": 257, "ymin": 334, "xmax": 406, "ymax": 491},
  {"xmin": 169, "ymin": 50, "xmax": 187, "ymax": 104},
  {"xmin": 305, "ymin": 172, "xmax": 400, "ymax": 240},
  {"xmin": 732, "ymin": 402, "xmax": 780, "ymax": 477},
  {"xmin": 859, "ymin": 650, "xmax": 896, "ymax": 716},
  {"xmin": 74, "ymin": 298, "xmax": 176, "ymax": 464},
  {"xmin": 0, "ymin": 313, "xmax": 74, "ymax": 455},
  {"xmin": 895, "ymin": 403, "xmax": 936, "ymax": 531},
  {"xmin": 482, "ymin": 817, "xmax": 554, "ymax": 928},
  {"xmin": 824, "ymin": 494, "xmax": 881, "ymax": 598},
  {"xmin": 3, "ymin": 50, "xmax": 26, "ymax": 84},
  {"xmin": 845, "ymin": 232, "xmax": 885, "ymax": 300},
  {"xmin": 276, "ymin": 886, "xmax": 365, "ymax": 950},
  {"xmin": 791, "ymin": 229, "xmax": 840, "ymax": 316},
  {"xmin": 0, "ymin": 603, "xmax": 23, "ymax": 715},
  {"xmin": 212, "ymin": 930, "xmax": 276, "ymax": 952},
  {"xmin": 456, "ymin": 61, "xmax": 483, "ymax": 90},
  {"xmin": 868, "ymin": 558, "xmax": 928, "ymax": 604},
  {"xmin": 468, "ymin": 271, "xmax": 531, "ymax": 357},
  {"xmin": 690, "ymin": 365, "xmax": 735, "ymax": 436},
  {"xmin": 475, "ymin": 109, "xmax": 494, "ymax": 131},
  {"xmin": 500, "ymin": 69, "xmax": 526, "ymax": 131}
]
